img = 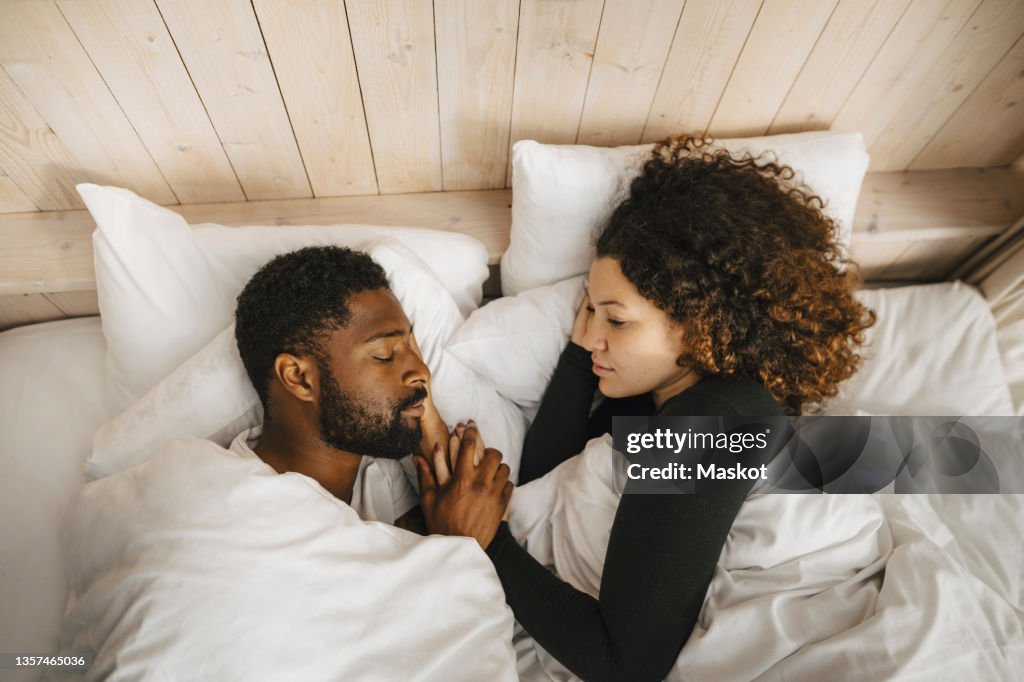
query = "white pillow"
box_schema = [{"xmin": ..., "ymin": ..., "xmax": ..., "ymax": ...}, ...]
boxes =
[
  {"xmin": 827, "ymin": 281, "xmax": 1015, "ymax": 416},
  {"xmin": 91, "ymin": 238, "xmax": 527, "ymax": 481},
  {"xmin": 447, "ymin": 275, "xmax": 584, "ymax": 419},
  {"xmin": 501, "ymin": 131, "xmax": 869, "ymax": 295},
  {"xmin": 80, "ymin": 183, "xmax": 489, "ymax": 411},
  {"xmin": 449, "ymin": 277, "xmax": 1015, "ymax": 418}
]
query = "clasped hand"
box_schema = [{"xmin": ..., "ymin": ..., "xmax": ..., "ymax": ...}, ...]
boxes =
[{"xmin": 414, "ymin": 422, "xmax": 513, "ymax": 550}]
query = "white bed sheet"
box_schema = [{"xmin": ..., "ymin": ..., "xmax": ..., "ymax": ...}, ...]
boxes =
[{"xmin": 0, "ymin": 317, "xmax": 111, "ymax": 682}]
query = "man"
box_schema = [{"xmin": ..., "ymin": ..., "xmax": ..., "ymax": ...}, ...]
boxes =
[
  {"xmin": 56, "ymin": 245, "xmax": 518, "ymax": 681},
  {"xmin": 233, "ymin": 245, "xmax": 510, "ymax": 534}
]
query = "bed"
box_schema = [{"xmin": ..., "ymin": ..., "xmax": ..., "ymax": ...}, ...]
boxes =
[{"xmin": 2, "ymin": 132, "xmax": 1023, "ymax": 681}]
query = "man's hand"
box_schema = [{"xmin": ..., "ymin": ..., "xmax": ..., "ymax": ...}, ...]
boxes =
[
  {"xmin": 409, "ymin": 333, "xmax": 450, "ymax": 465},
  {"xmin": 414, "ymin": 424, "xmax": 513, "ymax": 550}
]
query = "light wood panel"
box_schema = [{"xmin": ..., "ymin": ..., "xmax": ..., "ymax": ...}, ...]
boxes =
[
  {"xmin": 154, "ymin": 0, "xmax": 311, "ymax": 200},
  {"xmin": 252, "ymin": 0, "xmax": 377, "ymax": 197},
  {"xmin": 0, "ymin": 172, "xmax": 38, "ymax": 213},
  {"xmin": 435, "ymin": 0, "xmax": 519, "ymax": 190},
  {"xmin": 707, "ymin": 0, "xmax": 839, "ymax": 138},
  {"xmin": 56, "ymin": 0, "xmax": 244, "ymax": 204},
  {"xmin": 868, "ymin": 0, "xmax": 1024, "ymax": 171},
  {"xmin": 45, "ymin": 289, "xmax": 100, "ymax": 317},
  {"xmin": 768, "ymin": 0, "xmax": 911, "ymax": 134},
  {"xmin": 912, "ymin": 34, "xmax": 1024, "ymax": 169},
  {"xmin": 0, "ymin": 0, "xmax": 176, "ymax": 204},
  {"xmin": 576, "ymin": 0, "xmax": 684, "ymax": 147},
  {"xmin": 507, "ymin": 0, "xmax": 604, "ymax": 181},
  {"xmin": 3, "ymin": 168, "xmax": 1020, "ymax": 297},
  {"xmin": 0, "ymin": 66, "xmax": 87, "ymax": 211},
  {"xmin": 830, "ymin": 0, "xmax": 982, "ymax": 161},
  {"xmin": 642, "ymin": 0, "xmax": 760, "ymax": 142},
  {"xmin": 0, "ymin": 293, "xmax": 64, "ymax": 331},
  {"xmin": 346, "ymin": 0, "xmax": 442, "ymax": 194}
]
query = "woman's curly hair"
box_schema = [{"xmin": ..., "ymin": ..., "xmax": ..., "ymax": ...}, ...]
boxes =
[{"xmin": 596, "ymin": 136, "xmax": 875, "ymax": 415}]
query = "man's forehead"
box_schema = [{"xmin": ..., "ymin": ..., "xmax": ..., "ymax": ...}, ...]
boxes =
[{"xmin": 334, "ymin": 288, "xmax": 410, "ymax": 343}]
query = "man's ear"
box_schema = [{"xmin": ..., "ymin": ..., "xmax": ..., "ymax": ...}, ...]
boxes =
[{"xmin": 272, "ymin": 353, "xmax": 318, "ymax": 403}]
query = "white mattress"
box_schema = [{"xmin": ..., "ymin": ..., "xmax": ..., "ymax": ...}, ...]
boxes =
[{"xmin": 0, "ymin": 317, "xmax": 111, "ymax": 681}]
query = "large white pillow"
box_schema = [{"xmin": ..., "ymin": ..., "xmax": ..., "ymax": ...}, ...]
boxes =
[
  {"xmin": 501, "ymin": 131, "xmax": 869, "ymax": 295},
  {"xmin": 448, "ymin": 278, "xmax": 1015, "ymax": 417},
  {"xmin": 91, "ymin": 238, "xmax": 527, "ymax": 481},
  {"xmin": 828, "ymin": 281, "xmax": 1015, "ymax": 416},
  {"xmin": 80, "ymin": 183, "xmax": 489, "ymax": 411}
]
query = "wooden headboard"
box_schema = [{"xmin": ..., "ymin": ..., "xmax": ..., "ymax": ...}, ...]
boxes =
[{"xmin": 1, "ymin": 0, "xmax": 1023, "ymax": 329}]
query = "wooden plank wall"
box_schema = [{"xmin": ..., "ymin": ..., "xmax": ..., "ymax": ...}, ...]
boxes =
[
  {"xmin": 1, "ymin": 0, "xmax": 1024, "ymax": 329},
  {"xmin": 0, "ymin": 0, "xmax": 1022, "ymax": 211}
]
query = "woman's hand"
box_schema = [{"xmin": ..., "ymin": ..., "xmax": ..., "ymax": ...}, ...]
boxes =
[
  {"xmin": 570, "ymin": 291, "xmax": 593, "ymax": 347},
  {"xmin": 414, "ymin": 424, "xmax": 513, "ymax": 550}
]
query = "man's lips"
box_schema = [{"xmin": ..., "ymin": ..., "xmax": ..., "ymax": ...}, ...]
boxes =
[{"xmin": 400, "ymin": 401, "xmax": 426, "ymax": 417}]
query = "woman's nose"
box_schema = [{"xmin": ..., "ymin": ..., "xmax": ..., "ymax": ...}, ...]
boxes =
[{"xmin": 581, "ymin": 322, "xmax": 607, "ymax": 352}]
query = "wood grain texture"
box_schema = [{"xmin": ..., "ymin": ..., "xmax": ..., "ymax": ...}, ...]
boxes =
[
  {"xmin": 0, "ymin": 66, "xmax": 88, "ymax": 210},
  {"xmin": 252, "ymin": 0, "xmax": 377, "ymax": 197},
  {"xmin": 0, "ymin": 293, "xmax": 65, "ymax": 331},
  {"xmin": 45, "ymin": 289, "xmax": 99, "ymax": 316},
  {"xmin": 507, "ymin": 0, "xmax": 604, "ymax": 181},
  {"xmin": 0, "ymin": 172, "xmax": 38, "ymax": 213},
  {"xmin": 576, "ymin": 0, "xmax": 684, "ymax": 147},
  {"xmin": 57, "ymin": 0, "xmax": 245, "ymax": 204},
  {"xmin": 642, "ymin": 0, "xmax": 760, "ymax": 141},
  {"xmin": 707, "ymin": 0, "xmax": 839, "ymax": 138},
  {"xmin": 912, "ymin": 33, "xmax": 1024, "ymax": 169},
  {"xmin": 0, "ymin": 0, "xmax": 176, "ymax": 205},
  {"xmin": 768, "ymin": 0, "xmax": 911, "ymax": 134},
  {"xmin": 868, "ymin": 0, "xmax": 1024, "ymax": 171},
  {"xmin": 346, "ymin": 0, "xmax": 442, "ymax": 194},
  {"xmin": 3, "ymin": 168, "xmax": 1021, "ymax": 301},
  {"xmin": 830, "ymin": 0, "xmax": 982, "ymax": 160},
  {"xmin": 154, "ymin": 0, "xmax": 311, "ymax": 200},
  {"xmin": 435, "ymin": 0, "xmax": 519, "ymax": 190}
]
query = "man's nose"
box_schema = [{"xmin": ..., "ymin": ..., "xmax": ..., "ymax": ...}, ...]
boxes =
[{"xmin": 404, "ymin": 349, "xmax": 430, "ymax": 385}]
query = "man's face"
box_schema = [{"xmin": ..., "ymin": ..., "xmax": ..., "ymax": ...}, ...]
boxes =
[{"xmin": 316, "ymin": 289, "xmax": 429, "ymax": 460}]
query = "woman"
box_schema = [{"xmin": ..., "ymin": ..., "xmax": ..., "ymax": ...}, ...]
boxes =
[{"xmin": 414, "ymin": 136, "xmax": 875, "ymax": 681}]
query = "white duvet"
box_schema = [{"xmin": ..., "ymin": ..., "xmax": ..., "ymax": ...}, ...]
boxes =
[
  {"xmin": 55, "ymin": 438, "xmax": 517, "ymax": 681},
  {"xmin": 508, "ymin": 436, "xmax": 1024, "ymax": 681}
]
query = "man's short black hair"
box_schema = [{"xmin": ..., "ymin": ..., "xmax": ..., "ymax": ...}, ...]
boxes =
[{"xmin": 234, "ymin": 245, "xmax": 389, "ymax": 413}]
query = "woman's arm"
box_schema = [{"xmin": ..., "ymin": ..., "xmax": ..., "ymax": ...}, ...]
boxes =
[
  {"xmin": 519, "ymin": 342, "xmax": 599, "ymax": 484},
  {"xmin": 519, "ymin": 294, "xmax": 599, "ymax": 484},
  {"xmin": 487, "ymin": 491, "xmax": 748, "ymax": 682}
]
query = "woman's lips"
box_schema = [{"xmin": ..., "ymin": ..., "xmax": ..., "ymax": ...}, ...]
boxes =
[{"xmin": 592, "ymin": 362, "xmax": 614, "ymax": 377}]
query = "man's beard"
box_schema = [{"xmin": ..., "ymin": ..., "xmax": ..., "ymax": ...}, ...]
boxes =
[{"xmin": 317, "ymin": 366, "xmax": 426, "ymax": 460}]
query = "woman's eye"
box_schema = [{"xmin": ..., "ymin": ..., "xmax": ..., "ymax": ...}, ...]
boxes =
[
  {"xmin": 372, "ymin": 356, "xmax": 394, "ymax": 363},
  {"xmin": 586, "ymin": 305, "xmax": 595, "ymax": 313},
  {"xmin": 607, "ymin": 318, "xmax": 625, "ymax": 328}
]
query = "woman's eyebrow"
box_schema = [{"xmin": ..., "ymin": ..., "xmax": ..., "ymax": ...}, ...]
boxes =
[{"xmin": 594, "ymin": 299, "xmax": 624, "ymax": 307}]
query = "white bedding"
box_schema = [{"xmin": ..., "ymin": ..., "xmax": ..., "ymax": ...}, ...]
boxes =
[
  {"xmin": 0, "ymin": 318, "xmax": 112, "ymax": 682},
  {"xmin": 56, "ymin": 437, "xmax": 516, "ymax": 681},
  {"xmin": 2, "ymin": 273, "xmax": 1023, "ymax": 681},
  {"xmin": 508, "ymin": 436, "xmax": 1024, "ymax": 681}
]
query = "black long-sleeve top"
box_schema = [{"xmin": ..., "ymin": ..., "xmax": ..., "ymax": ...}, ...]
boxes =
[{"xmin": 486, "ymin": 342, "xmax": 785, "ymax": 682}]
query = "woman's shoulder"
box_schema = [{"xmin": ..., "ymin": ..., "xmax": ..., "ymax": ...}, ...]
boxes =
[{"xmin": 659, "ymin": 374, "xmax": 785, "ymax": 417}]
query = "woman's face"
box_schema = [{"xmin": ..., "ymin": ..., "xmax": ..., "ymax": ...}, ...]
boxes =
[{"xmin": 581, "ymin": 257, "xmax": 698, "ymax": 407}]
